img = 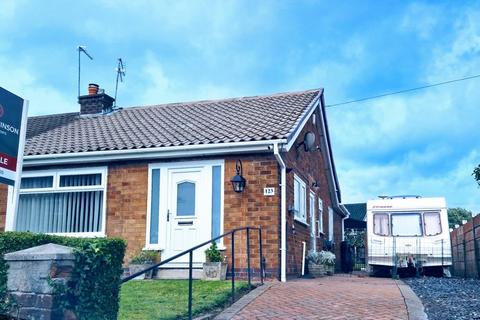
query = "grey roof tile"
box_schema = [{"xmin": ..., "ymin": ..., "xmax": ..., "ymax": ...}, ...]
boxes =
[{"xmin": 24, "ymin": 89, "xmax": 321, "ymax": 156}]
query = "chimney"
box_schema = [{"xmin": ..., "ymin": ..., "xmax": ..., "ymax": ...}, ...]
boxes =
[{"xmin": 78, "ymin": 83, "xmax": 115, "ymax": 115}]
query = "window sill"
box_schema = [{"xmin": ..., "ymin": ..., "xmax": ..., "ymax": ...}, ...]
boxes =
[{"xmin": 294, "ymin": 217, "xmax": 309, "ymax": 227}]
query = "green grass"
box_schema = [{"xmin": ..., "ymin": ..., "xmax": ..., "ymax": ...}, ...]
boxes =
[{"xmin": 119, "ymin": 280, "xmax": 249, "ymax": 320}]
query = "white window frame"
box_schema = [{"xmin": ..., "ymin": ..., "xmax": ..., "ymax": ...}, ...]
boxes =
[
  {"xmin": 146, "ymin": 160, "xmax": 225, "ymax": 250},
  {"xmin": 293, "ymin": 174, "xmax": 307, "ymax": 224},
  {"xmin": 309, "ymin": 191, "xmax": 316, "ymax": 237},
  {"xmin": 8, "ymin": 167, "xmax": 108, "ymax": 238},
  {"xmin": 318, "ymin": 198, "xmax": 324, "ymax": 235},
  {"xmin": 328, "ymin": 206, "xmax": 334, "ymax": 241}
]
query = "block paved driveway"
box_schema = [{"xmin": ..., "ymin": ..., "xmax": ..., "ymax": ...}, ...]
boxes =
[{"xmin": 232, "ymin": 275, "xmax": 408, "ymax": 320}]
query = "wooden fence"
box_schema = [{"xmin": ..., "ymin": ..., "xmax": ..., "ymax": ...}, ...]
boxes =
[{"xmin": 450, "ymin": 214, "xmax": 480, "ymax": 278}]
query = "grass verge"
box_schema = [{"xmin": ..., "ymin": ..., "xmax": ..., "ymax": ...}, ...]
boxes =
[{"xmin": 119, "ymin": 280, "xmax": 250, "ymax": 320}]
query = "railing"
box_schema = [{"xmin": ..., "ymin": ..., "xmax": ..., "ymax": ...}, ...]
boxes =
[{"xmin": 121, "ymin": 226, "xmax": 264, "ymax": 319}]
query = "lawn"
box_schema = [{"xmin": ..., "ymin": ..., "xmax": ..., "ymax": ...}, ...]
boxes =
[{"xmin": 119, "ymin": 280, "xmax": 249, "ymax": 320}]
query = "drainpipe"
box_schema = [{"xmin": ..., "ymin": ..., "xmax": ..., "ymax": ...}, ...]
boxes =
[{"xmin": 273, "ymin": 143, "xmax": 287, "ymax": 282}]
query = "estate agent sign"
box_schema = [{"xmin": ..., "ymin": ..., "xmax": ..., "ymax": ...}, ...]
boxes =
[{"xmin": 0, "ymin": 87, "xmax": 28, "ymax": 187}]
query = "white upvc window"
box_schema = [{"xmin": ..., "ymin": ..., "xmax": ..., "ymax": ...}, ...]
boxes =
[
  {"xmin": 309, "ymin": 191, "xmax": 316, "ymax": 237},
  {"xmin": 293, "ymin": 174, "xmax": 307, "ymax": 223},
  {"xmin": 328, "ymin": 206, "xmax": 334, "ymax": 241},
  {"xmin": 13, "ymin": 167, "xmax": 107, "ymax": 237},
  {"xmin": 318, "ymin": 198, "xmax": 324, "ymax": 235}
]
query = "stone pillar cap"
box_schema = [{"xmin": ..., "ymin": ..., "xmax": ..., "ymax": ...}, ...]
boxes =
[{"xmin": 4, "ymin": 243, "xmax": 75, "ymax": 261}]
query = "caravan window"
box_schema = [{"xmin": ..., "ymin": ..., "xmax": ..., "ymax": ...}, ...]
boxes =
[
  {"xmin": 424, "ymin": 212, "xmax": 442, "ymax": 236},
  {"xmin": 391, "ymin": 213, "xmax": 422, "ymax": 236},
  {"xmin": 373, "ymin": 213, "xmax": 389, "ymax": 236}
]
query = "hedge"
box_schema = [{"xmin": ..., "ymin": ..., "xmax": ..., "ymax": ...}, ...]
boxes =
[{"xmin": 0, "ymin": 232, "xmax": 126, "ymax": 320}]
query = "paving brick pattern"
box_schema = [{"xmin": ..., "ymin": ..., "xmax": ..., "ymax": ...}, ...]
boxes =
[{"xmin": 232, "ymin": 276, "xmax": 408, "ymax": 320}]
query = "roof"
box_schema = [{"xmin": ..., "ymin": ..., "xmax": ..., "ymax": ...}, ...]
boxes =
[
  {"xmin": 344, "ymin": 203, "xmax": 367, "ymax": 221},
  {"xmin": 24, "ymin": 89, "xmax": 321, "ymax": 156}
]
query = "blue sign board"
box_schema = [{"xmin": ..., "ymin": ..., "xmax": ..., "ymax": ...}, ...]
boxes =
[{"xmin": 0, "ymin": 87, "xmax": 28, "ymax": 186}]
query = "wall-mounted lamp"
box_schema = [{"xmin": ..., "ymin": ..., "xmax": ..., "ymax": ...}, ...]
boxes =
[{"xmin": 231, "ymin": 160, "xmax": 246, "ymax": 193}]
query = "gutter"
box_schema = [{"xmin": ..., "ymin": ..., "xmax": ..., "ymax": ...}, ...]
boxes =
[
  {"xmin": 22, "ymin": 139, "xmax": 287, "ymax": 167},
  {"xmin": 273, "ymin": 142, "xmax": 287, "ymax": 282}
]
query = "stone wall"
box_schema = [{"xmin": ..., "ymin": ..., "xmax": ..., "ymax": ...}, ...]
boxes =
[
  {"xmin": 4, "ymin": 243, "xmax": 75, "ymax": 319},
  {"xmin": 450, "ymin": 214, "xmax": 480, "ymax": 278}
]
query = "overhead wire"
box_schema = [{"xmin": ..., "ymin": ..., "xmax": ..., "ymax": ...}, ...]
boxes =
[{"xmin": 326, "ymin": 74, "xmax": 480, "ymax": 108}]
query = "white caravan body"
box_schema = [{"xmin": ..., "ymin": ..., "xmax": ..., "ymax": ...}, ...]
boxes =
[{"xmin": 367, "ymin": 197, "xmax": 451, "ymax": 270}]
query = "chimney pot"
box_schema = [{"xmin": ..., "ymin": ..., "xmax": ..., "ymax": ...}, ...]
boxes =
[
  {"xmin": 88, "ymin": 83, "xmax": 99, "ymax": 95},
  {"xmin": 78, "ymin": 84, "xmax": 115, "ymax": 115}
]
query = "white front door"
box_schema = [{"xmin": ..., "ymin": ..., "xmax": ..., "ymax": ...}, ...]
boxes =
[{"xmin": 163, "ymin": 166, "xmax": 211, "ymax": 266}]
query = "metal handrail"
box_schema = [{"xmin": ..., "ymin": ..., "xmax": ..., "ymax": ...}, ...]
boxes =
[{"xmin": 121, "ymin": 226, "xmax": 264, "ymax": 319}]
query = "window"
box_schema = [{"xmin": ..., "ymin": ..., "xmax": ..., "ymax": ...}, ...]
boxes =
[
  {"xmin": 15, "ymin": 168, "xmax": 107, "ymax": 236},
  {"xmin": 176, "ymin": 181, "xmax": 196, "ymax": 216},
  {"xmin": 293, "ymin": 175, "xmax": 306, "ymax": 223},
  {"xmin": 391, "ymin": 213, "xmax": 422, "ymax": 236},
  {"xmin": 328, "ymin": 207, "xmax": 334, "ymax": 241},
  {"xmin": 318, "ymin": 198, "xmax": 324, "ymax": 235},
  {"xmin": 373, "ymin": 213, "xmax": 390, "ymax": 236},
  {"xmin": 309, "ymin": 192, "xmax": 316, "ymax": 251},
  {"xmin": 424, "ymin": 212, "xmax": 442, "ymax": 236}
]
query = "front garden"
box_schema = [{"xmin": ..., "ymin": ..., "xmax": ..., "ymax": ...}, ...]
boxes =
[{"xmin": 119, "ymin": 280, "xmax": 249, "ymax": 320}]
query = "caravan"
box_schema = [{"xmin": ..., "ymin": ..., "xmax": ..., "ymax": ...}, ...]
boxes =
[{"xmin": 367, "ymin": 196, "xmax": 451, "ymax": 276}]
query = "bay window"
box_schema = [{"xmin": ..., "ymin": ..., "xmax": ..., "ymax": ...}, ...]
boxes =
[{"xmin": 14, "ymin": 168, "xmax": 107, "ymax": 236}]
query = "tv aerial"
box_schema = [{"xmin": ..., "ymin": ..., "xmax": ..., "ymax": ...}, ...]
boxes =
[
  {"xmin": 77, "ymin": 46, "xmax": 93, "ymax": 98},
  {"xmin": 114, "ymin": 58, "xmax": 126, "ymax": 108}
]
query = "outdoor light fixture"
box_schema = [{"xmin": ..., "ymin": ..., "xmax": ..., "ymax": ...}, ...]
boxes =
[{"xmin": 231, "ymin": 160, "xmax": 246, "ymax": 193}]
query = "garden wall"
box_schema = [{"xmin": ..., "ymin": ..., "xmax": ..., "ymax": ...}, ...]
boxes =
[{"xmin": 450, "ymin": 214, "xmax": 480, "ymax": 278}]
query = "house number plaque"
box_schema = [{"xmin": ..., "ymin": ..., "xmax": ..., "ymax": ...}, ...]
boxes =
[{"xmin": 263, "ymin": 187, "xmax": 275, "ymax": 196}]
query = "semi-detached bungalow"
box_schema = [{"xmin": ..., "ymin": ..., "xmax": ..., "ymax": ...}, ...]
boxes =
[{"xmin": 0, "ymin": 86, "xmax": 348, "ymax": 281}]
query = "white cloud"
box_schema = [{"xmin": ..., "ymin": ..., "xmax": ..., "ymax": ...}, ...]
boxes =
[
  {"xmin": 0, "ymin": 55, "xmax": 74, "ymax": 116},
  {"xmin": 400, "ymin": 2, "xmax": 442, "ymax": 39},
  {"xmin": 329, "ymin": 5, "xmax": 480, "ymax": 214}
]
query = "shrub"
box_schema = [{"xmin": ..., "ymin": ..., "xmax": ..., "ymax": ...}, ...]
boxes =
[
  {"xmin": 130, "ymin": 250, "xmax": 160, "ymax": 265},
  {"xmin": 0, "ymin": 232, "xmax": 126, "ymax": 320},
  {"xmin": 205, "ymin": 242, "xmax": 223, "ymax": 263},
  {"xmin": 307, "ymin": 250, "xmax": 336, "ymax": 266}
]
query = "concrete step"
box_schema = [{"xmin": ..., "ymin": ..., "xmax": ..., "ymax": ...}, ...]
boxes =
[{"xmin": 154, "ymin": 268, "xmax": 204, "ymax": 280}]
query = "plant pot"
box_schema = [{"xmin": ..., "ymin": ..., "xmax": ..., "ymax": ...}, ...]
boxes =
[
  {"xmin": 308, "ymin": 261, "xmax": 326, "ymax": 278},
  {"xmin": 325, "ymin": 264, "xmax": 335, "ymax": 275},
  {"xmin": 203, "ymin": 262, "xmax": 227, "ymax": 281},
  {"xmin": 129, "ymin": 263, "xmax": 155, "ymax": 280}
]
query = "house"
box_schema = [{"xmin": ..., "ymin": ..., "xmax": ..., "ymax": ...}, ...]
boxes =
[
  {"xmin": 344, "ymin": 203, "xmax": 367, "ymax": 270},
  {"xmin": 344, "ymin": 203, "xmax": 366, "ymax": 230},
  {"xmin": 0, "ymin": 85, "xmax": 348, "ymax": 281}
]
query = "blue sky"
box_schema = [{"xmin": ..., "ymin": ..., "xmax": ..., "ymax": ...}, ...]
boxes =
[{"xmin": 1, "ymin": 0, "xmax": 479, "ymax": 213}]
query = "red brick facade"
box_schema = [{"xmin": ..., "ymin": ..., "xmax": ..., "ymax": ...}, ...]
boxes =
[
  {"xmin": 106, "ymin": 162, "xmax": 149, "ymax": 262},
  {"xmin": 283, "ymin": 109, "xmax": 344, "ymax": 274},
  {"xmin": 0, "ymin": 110, "xmax": 344, "ymax": 279},
  {"xmin": 223, "ymin": 156, "xmax": 280, "ymax": 278}
]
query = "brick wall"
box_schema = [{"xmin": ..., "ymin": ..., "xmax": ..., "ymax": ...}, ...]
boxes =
[
  {"xmin": 450, "ymin": 215, "xmax": 480, "ymax": 278},
  {"xmin": 106, "ymin": 162, "xmax": 149, "ymax": 263},
  {"xmin": 223, "ymin": 156, "xmax": 280, "ymax": 278},
  {"xmin": 283, "ymin": 108, "xmax": 344, "ymax": 275},
  {"xmin": 0, "ymin": 184, "xmax": 7, "ymax": 231}
]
